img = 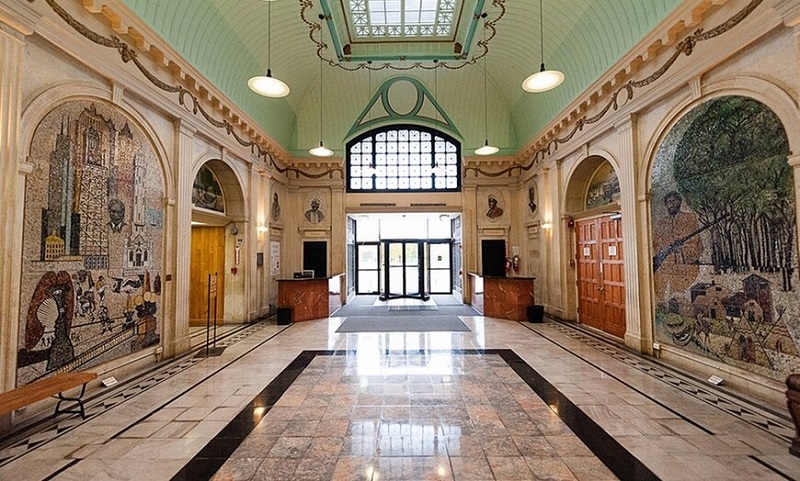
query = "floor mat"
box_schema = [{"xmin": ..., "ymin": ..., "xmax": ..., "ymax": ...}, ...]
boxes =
[
  {"xmin": 335, "ymin": 315, "xmax": 470, "ymax": 332},
  {"xmin": 387, "ymin": 305, "xmax": 439, "ymax": 311}
]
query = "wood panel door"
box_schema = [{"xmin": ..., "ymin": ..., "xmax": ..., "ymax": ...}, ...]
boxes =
[
  {"xmin": 575, "ymin": 216, "xmax": 626, "ymax": 338},
  {"xmin": 576, "ymin": 220, "xmax": 603, "ymax": 331},
  {"xmin": 190, "ymin": 227, "xmax": 226, "ymax": 326},
  {"xmin": 598, "ymin": 216, "xmax": 625, "ymax": 338}
]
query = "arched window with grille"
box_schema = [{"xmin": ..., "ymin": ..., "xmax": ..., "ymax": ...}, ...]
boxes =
[{"xmin": 346, "ymin": 125, "xmax": 461, "ymax": 192}]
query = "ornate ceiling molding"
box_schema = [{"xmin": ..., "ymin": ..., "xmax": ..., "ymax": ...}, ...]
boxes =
[
  {"xmin": 28, "ymin": 0, "xmax": 343, "ymax": 180},
  {"xmin": 465, "ymin": 0, "xmax": 763, "ymax": 178}
]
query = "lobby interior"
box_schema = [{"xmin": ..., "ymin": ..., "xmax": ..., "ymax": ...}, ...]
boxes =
[{"xmin": 3, "ymin": 0, "xmax": 800, "ymax": 479}]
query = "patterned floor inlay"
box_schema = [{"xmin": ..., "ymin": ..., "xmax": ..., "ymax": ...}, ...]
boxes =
[
  {"xmin": 176, "ymin": 349, "xmax": 655, "ymax": 481},
  {"xmin": 539, "ymin": 320, "xmax": 795, "ymax": 442},
  {"xmin": 0, "ymin": 321, "xmax": 277, "ymax": 467}
]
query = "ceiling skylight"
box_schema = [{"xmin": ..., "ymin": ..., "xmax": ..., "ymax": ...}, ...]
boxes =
[{"xmin": 350, "ymin": 0, "xmax": 456, "ymax": 38}]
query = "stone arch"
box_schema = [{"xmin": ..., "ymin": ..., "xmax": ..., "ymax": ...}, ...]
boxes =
[
  {"xmin": 17, "ymin": 94, "xmax": 168, "ymax": 384},
  {"xmin": 646, "ymin": 89, "xmax": 798, "ymax": 382},
  {"xmin": 189, "ymin": 154, "xmax": 248, "ymax": 324},
  {"xmin": 191, "ymin": 154, "xmax": 247, "ymax": 221},
  {"xmin": 563, "ymin": 152, "xmax": 621, "ymax": 216},
  {"xmin": 562, "ymin": 152, "xmax": 625, "ymax": 334},
  {"xmin": 21, "ymin": 85, "xmax": 173, "ymax": 198},
  {"xmin": 641, "ymin": 75, "xmax": 800, "ymax": 197}
]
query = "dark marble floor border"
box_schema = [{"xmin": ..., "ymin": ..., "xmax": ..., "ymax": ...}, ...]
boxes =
[{"xmin": 172, "ymin": 348, "xmax": 658, "ymax": 481}]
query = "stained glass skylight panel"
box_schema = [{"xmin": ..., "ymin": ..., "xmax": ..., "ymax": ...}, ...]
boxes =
[{"xmin": 349, "ymin": 0, "xmax": 456, "ymax": 38}]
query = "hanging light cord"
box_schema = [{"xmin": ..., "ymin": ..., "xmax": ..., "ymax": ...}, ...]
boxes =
[
  {"xmin": 483, "ymin": 19, "xmax": 489, "ymax": 142},
  {"xmin": 267, "ymin": 2, "xmax": 272, "ymax": 74},
  {"xmin": 319, "ymin": 56, "xmax": 323, "ymax": 143},
  {"xmin": 538, "ymin": 0, "xmax": 544, "ymax": 69}
]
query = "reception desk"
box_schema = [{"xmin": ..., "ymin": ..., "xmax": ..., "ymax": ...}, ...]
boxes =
[
  {"xmin": 468, "ymin": 272, "xmax": 535, "ymax": 322},
  {"xmin": 277, "ymin": 274, "xmax": 343, "ymax": 322}
]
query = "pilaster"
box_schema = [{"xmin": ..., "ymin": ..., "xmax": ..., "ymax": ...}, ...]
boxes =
[
  {"xmin": 165, "ymin": 120, "xmax": 196, "ymax": 357},
  {"xmin": 461, "ymin": 184, "xmax": 478, "ymax": 296},
  {"xmin": 331, "ymin": 184, "xmax": 346, "ymax": 276},
  {"xmin": 0, "ymin": 26, "xmax": 27, "ymax": 393},
  {"xmin": 615, "ymin": 116, "xmax": 647, "ymax": 352}
]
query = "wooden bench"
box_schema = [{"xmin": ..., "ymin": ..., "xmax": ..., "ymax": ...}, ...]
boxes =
[{"xmin": 0, "ymin": 372, "xmax": 97, "ymax": 419}]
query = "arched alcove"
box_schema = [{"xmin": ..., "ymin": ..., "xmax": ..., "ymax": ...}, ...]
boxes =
[
  {"xmin": 563, "ymin": 154, "xmax": 626, "ymax": 339},
  {"xmin": 189, "ymin": 158, "xmax": 247, "ymax": 325}
]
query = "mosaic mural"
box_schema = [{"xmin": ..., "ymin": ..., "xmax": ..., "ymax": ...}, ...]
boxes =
[
  {"xmin": 585, "ymin": 161, "xmax": 620, "ymax": 210},
  {"xmin": 192, "ymin": 165, "xmax": 224, "ymax": 212},
  {"xmin": 651, "ymin": 95, "xmax": 798, "ymax": 381},
  {"xmin": 18, "ymin": 100, "xmax": 164, "ymax": 386}
]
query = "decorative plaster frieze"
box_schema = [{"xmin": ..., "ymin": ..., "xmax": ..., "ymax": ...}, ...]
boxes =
[
  {"xmin": 506, "ymin": 0, "xmax": 763, "ymax": 177},
  {"xmin": 24, "ymin": 0, "xmax": 344, "ymax": 181}
]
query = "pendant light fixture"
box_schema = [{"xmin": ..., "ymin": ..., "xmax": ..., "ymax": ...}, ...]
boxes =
[
  {"xmin": 248, "ymin": 0, "xmax": 290, "ymax": 98},
  {"xmin": 310, "ymin": 19, "xmax": 333, "ymax": 157},
  {"xmin": 522, "ymin": 0, "xmax": 564, "ymax": 93},
  {"xmin": 475, "ymin": 16, "xmax": 499, "ymax": 156}
]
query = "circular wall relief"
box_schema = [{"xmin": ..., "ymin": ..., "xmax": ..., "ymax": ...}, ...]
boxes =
[{"xmin": 386, "ymin": 79, "xmax": 422, "ymax": 117}]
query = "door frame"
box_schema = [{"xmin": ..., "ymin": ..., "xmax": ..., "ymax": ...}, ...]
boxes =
[
  {"xmin": 574, "ymin": 214, "xmax": 626, "ymax": 338},
  {"xmin": 380, "ymin": 239, "xmax": 428, "ymax": 301}
]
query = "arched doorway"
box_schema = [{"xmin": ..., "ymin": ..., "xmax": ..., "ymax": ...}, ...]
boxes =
[
  {"xmin": 189, "ymin": 160, "xmax": 246, "ymax": 326},
  {"xmin": 565, "ymin": 156, "xmax": 626, "ymax": 339}
]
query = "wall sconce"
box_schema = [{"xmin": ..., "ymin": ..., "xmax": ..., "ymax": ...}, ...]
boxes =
[
  {"xmin": 541, "ymin": 222, "xmax": 553, "ymax": 229},
  {"xmin": 257, "ymin": 226, "xmax": 268, "ymax": 238}
]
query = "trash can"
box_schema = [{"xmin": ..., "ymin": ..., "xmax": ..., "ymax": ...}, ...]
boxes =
[
  {"xmin": 277, "ymin": 307, "xmax": 293, "ymax": 325},
  {"xmin": 526, "ymin": 305, "xmax": 544, "ymax": 323}
]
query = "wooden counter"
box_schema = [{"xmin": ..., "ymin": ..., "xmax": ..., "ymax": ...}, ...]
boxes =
[
  {"xmin": 468, "ymin": 272, "xmax": 535, "ymax": 322},
  {"xmin": 277, "ymin": 274, "xmax": 343, "ymax": 322}
]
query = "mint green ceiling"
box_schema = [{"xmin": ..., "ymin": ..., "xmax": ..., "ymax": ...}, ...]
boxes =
[{"xmin": 120, "ymin": 0, "xmax": 681, "ymax": 158}]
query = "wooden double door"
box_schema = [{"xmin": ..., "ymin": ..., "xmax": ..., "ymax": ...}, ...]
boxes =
[
  {"xmin": 575, "ymin": 216, "xmax": 626, "ymax": 338},
  {"xmin": 190, "ymin": 226, "xmax": 226, "ymax": 326}
]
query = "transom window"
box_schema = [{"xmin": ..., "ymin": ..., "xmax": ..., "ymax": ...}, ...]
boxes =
[
  {"xmin": 347, "ymin": 125, "xmax": 461, "ymax": 192},
  {"xmin": 349, "ymin": 0, "xmax": 456, "ymax": 38}
]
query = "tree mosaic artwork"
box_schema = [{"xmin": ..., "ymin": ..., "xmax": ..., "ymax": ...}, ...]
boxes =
[
  {"xmin": 18, "ymin": 100, "xmax": 164, "ymax": 386},
  {"xmin": 651, "ymin": 95, "xmax": 798, "ymax": 381}
]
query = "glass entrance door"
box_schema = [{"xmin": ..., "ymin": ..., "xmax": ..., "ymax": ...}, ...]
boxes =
[
  {"xmin": 356, "ymin": 243, "xmax": 380, "ymax": 294},
  {"xmin": 427, "ymin": 241, "xmax": 452, "ymax": 294},
  {"xmin": 381, "ymin": 240, "xmax": 428, "ymax": 300}
]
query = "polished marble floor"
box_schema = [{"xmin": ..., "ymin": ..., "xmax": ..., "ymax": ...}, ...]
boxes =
[{"xmin": 0, "ymin": 296, "xmax": 798, "ymax": 480}]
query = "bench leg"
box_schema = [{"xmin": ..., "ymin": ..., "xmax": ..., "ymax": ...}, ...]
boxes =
[{"xmin": 54, "ymin": 383, "xmax": 89, "ymax": 419}]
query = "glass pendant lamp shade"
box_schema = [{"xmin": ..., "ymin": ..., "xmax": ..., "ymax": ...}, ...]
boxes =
[
  {"xmin": 523, "ymin": 0, "xmax": 564, "ymax": 93},
  {"xmin": 475, "ymin": 141, "xmax": 499, "ymax": 156},
  {"xmin": 522, "ymin": 64, "xmax": 564, "ymax": 93},
  {"xmin": 248, "ymin": 1, "xmax": 289, "ymax": 98},
  {"xmin": 309, "ymin": 141, "xmax": 333, "ymax": 157},
  {"xmin": 248, "ymin": 70, "xmax": 290, "ymax": 97}
]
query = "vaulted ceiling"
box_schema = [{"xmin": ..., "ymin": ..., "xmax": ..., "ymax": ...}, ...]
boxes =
[{"xmin": 119, "ymin": 0, "xmax": 681, "ymax": 158}]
